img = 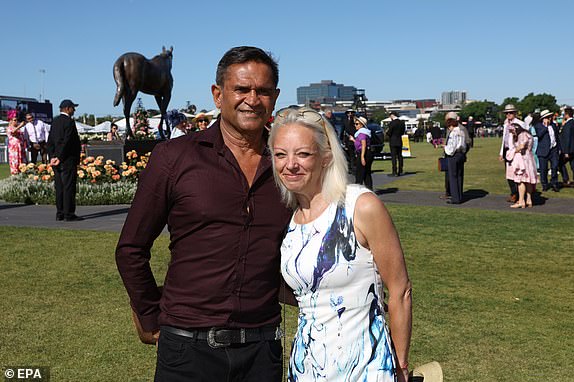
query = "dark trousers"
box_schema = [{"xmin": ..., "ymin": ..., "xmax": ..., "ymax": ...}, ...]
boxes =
[
  {"xmin": 539, "ymin": 147, "xmax": 560, "ymax": 189},
  {"xmin": 559, "ymin": 153, "xmax": 574, "ymax": 182},
  {"xmin": 54, "ymin": 161, "xmax": 78, "ymax": 218},
  {"xmin": 29, "ymin": 141, "xmax": 47, "ymax": 163},
  {"xmin": 355, "ymin": 150, "xmax": 374, "ymax": 190},
  {"xmin": 390, "ymin": 145, "xmax": 403, "ymax": 175},
  {"xmin": 447, "ymin": 152, "xmax": 465, "ymax": 203},
  {"xmin": 345, "ymin": 141, "xmax": 357, "ymax": 173},
  {"xmin": 154, "ymin": 329, "xmax": 283, "ymax": 382}
]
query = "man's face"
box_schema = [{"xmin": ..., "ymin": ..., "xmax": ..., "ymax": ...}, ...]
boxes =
[
  {"xmin": 26, "ymin": 115, "xmax": 34, "ymax": 123},
  {"xmin": 212, "ymin": 62, "xmax": 279, "ymax": 134},
  {"xmin": 66, "ymin": 106, "xmax": 76, "ymax": 117}
]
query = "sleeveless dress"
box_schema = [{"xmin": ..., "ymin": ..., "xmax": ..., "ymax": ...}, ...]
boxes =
[{"xmin": 281, "ymin": 184, "xmax": 396, "ymax": 382}]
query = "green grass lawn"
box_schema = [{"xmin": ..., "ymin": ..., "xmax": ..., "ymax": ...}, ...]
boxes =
[
  {"xmin": 373, "ymin": 137, "xmax": 574, "ymax": 199},
  {"xmin": 0, "ymin": 163, "xmax": 10, "ymax": 180},
  {"xmin": 2, "ymin": 205, "xmax": 573, "ymax": 381}
]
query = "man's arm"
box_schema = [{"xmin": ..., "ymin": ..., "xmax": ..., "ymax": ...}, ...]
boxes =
[{"xmin": 116, "ymin": 143, "xmax": 172, "ymax": 332}]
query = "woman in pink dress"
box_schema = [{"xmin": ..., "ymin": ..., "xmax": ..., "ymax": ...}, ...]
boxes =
[
  {"xmin": 6, "ymin": 110, "xmax": 26, "ymax": 175},
  {"xmin": 505, "ymin": 122, "xmax": 537, "ymax": 208}
]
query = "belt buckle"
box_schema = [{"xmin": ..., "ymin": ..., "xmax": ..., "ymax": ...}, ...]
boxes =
[{"xmin": 207, "ymin": 327, "xmax": 232, "ymax": 348}]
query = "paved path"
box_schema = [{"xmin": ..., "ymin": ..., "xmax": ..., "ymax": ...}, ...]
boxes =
[{"xmin": 1, "ymin": 172, "xmax": 572, "ymax": 232}]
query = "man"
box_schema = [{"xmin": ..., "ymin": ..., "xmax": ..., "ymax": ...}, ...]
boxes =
[
  {"xmin": 323, "ymin": 108, "xmax": 338, "ymax": 136},
  {"xmin": 559, "ymin": 107, "xmax": 574, "ymax": 187},
  {"xmin": 387, "ymin": 111, "xmax": 406, "ymax": 176},
  {"xmin": 340, "ymin": 109, "xmax": 356, "ymax": 173},
  {"xmin": 466, "ymin": 116, "xmax": 475, "ymax": 148},
  {"xmin": 46, "ymin": 100, "xmax": 82, "ymax": 221},
  {"xmin": 24, "ymin": 113, "xmax": 50, "ymax": 163},
  {"xmin": 116, "ymin": 46, "xmax": 291, "ymax": 382},
  {"xmin": 535, "ymin": 109, "xmax": 561, "ymax": 192},
  {"xmin": 443, "ymin": 112, "xmax": 467, "ymax": 204},
  {"xmin": 499, "ymin": 104, "xmax": 522, "ymax": 202}
]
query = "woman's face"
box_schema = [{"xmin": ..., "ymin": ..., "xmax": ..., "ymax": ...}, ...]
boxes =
[
  {"xmin": 354, "ymin": 119, "xmax": 363, "ymax": 130},
  {"xmin": 196, "ymin": 117, "xmax": 210, "ymax": 130},
  {"xmin": 272, "ymin": 123, "xmax": 329, "ymax": 197}
]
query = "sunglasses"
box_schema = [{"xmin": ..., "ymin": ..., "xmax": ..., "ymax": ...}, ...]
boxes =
[
  {"xmin": 354, "ymin": 122, "xmax": 362, "ymax": 126},
  {"xmin": 275, "ymin": 107, "xmax": 325, "ymax": 126},
  {"xmin": 197, "ymin": 119, "xmax": 209, "ymax": 123}
]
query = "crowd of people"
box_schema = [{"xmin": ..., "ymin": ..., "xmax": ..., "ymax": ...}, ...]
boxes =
[
  {"xmin": 500, "ymin": 104, "xmax": 574, "ymax": 207},
  {"xmin": 6, "ymin": 111, "xmax": 51, "ymax": 174}
]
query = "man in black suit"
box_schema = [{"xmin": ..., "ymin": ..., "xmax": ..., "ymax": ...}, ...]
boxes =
[
  {"xmin": 559, "ymin": 107, "xmax": 574, "ymax": 187},
  {"xmin": 47, "ymin": 99, "xmax": 83, "ymax": 221},
  {"xmin": 535, "ymin": 109, "xmax": 560, "ymax": 192},
  {"xmin": 386, "ymin": 111, "xmax": 406, "ymax": 176},
  {"xmin": 340, "ymin": 109, "xmax": 356, "ymax": 173}
]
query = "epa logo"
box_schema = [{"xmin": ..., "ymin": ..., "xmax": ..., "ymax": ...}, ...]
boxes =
[{"xmin": 4, "ymin": 367, "xmax": 50, "ymax": 380}]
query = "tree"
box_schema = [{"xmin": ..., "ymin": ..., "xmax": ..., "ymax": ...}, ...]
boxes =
[
  {"xmin": 430, "ymin": 112, "xmax": 446, "ymax": 127},
  {"xmin": 519, "ymin": 93, "xmax": 559, "ymax": 115},
  {"xmin": 370, "ymin": 108, "xmax": 388, "ymax": 124},
  {"xmin": 460, "ymin": 100, "xmax": 499, "ymax": 121}
]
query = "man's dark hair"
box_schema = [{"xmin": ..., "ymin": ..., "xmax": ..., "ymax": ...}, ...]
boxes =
[
  {"xmin": 564, "ymin": 107, "xmax": 573, "ymax": 118},
  {"xmin": 216, "ymin": 46, "xmax": 279, "ymax": 87}
]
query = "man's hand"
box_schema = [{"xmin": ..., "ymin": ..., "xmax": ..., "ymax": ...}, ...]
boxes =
[{"xmin": 50, "ymin": 157, "xmax": 60, "ymax": 166}]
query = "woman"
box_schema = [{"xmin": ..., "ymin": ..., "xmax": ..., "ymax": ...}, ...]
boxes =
[
  {"xmin": 106, "ymin": 123, "xmax": 121, "ymax": 141},
  {"xmin": 353, "ymin": 116, "xmax": 374, "ymax": 190},
  {"xmin": 6, "ymin": 110, "xmax": 26, "ymax": 174},
  {"xmin": 167, "ymin": 109, "xmax": 188, "ymax": 139},
  {"xmin": 193, "ymin": 112, "xmax": 212, "ymax": 131},
  {"xmin": 269, "ymin": 107, "xmax": 412, "ymax": 382},
  {"xmin": 505, "ymin": 122, "xmax": 537, "ymax": 208}
]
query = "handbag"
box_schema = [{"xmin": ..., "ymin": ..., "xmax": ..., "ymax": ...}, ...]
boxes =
[{"xmin": 438, "ymin": 157, "xmax": 448, "ymax": 172}]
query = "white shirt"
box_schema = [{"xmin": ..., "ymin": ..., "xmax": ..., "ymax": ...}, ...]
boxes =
[
  {"xmin": 548, "ymin": 123, "xmax": 557, "ymax": 148},
  {"xmin": 24, "ymin": 119, "xmax": 49, "ymax": 143},
  {"xmin": 444, "ymin": 126, "xmax": 466, "ymax": 156}
]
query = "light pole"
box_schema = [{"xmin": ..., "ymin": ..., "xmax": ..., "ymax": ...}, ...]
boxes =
[{"xmin": 39, "ymin": 69, "xmax": 46, "ymax": 101}]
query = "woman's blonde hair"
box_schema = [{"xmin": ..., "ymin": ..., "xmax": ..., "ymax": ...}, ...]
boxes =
[{"xmin": 268, "ymin": 107, "xmax": 348, "ymax": 209}]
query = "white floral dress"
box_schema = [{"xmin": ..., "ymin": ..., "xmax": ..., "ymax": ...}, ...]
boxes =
[{"xmin": 281, "ymin": 185, "xmax": 396, "ymax": 382}]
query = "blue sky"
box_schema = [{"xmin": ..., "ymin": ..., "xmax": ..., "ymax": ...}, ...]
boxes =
[{"xmin": 3, "ymin": 0, "xmax": 573, "ymax": 117}]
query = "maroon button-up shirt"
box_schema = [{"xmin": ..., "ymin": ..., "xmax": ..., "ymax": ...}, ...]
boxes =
[{"xmin": 116, "ymin": 120, "xmax": 291, "ymax": 332}]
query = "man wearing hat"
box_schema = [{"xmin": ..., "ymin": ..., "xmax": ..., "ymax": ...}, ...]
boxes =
[
  {"xmin": 499, "ymin": 104, "xmax": 522, "ymax": 202},
  {"xmin": 443, "ymin": 112, "xmax": 467, "ymax": 204},
  {"xmin": 387, "ymin": 111, "xmax": 406, "ymax": 176},
  {"xmin": 47, "ymin": 99, "xmax": 82, "ymax": 221},
  {"xmin": 535, "ymin": 109, "xmax": 561, "ymax": 192},
  {"xmin": 341, "ymin": 109, "xmax": 357, "ymax": 173}
]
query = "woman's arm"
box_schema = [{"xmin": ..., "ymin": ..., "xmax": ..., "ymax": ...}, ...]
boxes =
[
  {"xmin": 354, "ymin": 193, "xmax": 412, "ymax": 379},
  {"xmin": 360, "ymin": 138, "xmax": 367, "ymax": 166}
]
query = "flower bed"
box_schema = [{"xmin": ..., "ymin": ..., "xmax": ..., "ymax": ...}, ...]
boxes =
[{"xmin": 0, "ymin": 150, "xmax": 149, "ymax": 205}]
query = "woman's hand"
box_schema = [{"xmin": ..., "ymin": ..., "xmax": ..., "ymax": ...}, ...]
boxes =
[{"xmin": 361, "ymin": 157, "xmax": 366, "ymax": 166}]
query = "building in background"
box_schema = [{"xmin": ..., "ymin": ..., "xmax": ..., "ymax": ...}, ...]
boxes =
[
  {"xmin": 297, "ymin": 80, "xmax": 358, "ymax": 105},
  {"xmin": 441, "ymin": 90, "xmax": 467, "ymax": 108}
]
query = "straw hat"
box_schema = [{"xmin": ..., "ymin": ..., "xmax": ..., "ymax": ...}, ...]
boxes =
[
  {"xmin": 445, "ymin": 111, "xmax": 458, "ymax": 120},
  {"xmin": 193, "ymin": 112, "xmax": 213, "ymax": 124},
  {"xmin": 503, "ymin": 104, "xmax": 517, "ymax": 113},
  {"xmin": 355, "ymin": 116, "xmax": 367, "ymax": 127},
  {"xmin": 539, "ymin": 109, "xmax": 553, "ymax": 119},
  {"xmin": 409, "ymin": 361, "xmax": 443, "ymax": 382}
]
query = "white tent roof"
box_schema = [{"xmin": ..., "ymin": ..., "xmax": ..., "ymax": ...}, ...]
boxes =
[
  {"xmin": 75, "ymin": 121, "xmax": 95, "ymax": 133},
  {"xmin": 94, "ymin": 121, "xmax": 112, "ymax": 133}
]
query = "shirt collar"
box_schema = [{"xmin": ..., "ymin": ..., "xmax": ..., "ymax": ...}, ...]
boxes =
[{"xmin": 197, "ymin": 118, "xmax": 271, "ymax": 159}]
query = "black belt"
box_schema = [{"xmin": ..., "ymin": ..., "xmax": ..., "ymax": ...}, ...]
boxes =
[{"xmin": 161, "ymin": 325, "xmax": 283, "ymax": 348}]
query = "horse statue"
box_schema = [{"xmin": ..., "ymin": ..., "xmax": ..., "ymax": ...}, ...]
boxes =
[{"xmin": 113, "ymin": 46, "xmax": 173, "ymax": 139}]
